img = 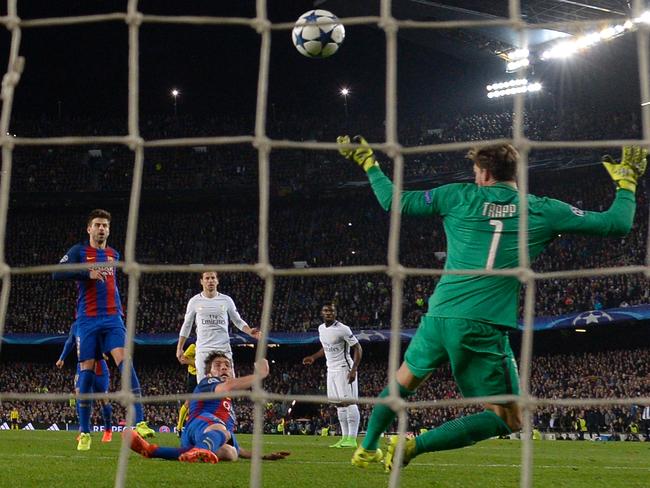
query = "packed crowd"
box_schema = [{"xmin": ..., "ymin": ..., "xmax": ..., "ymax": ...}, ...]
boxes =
[
  {"xmin": 4, "ymin": 159, "xmax": 648, "ymax": 334},
  {"xmin": 1, "ymin": 347, "xmax": 648, "ymax": 436},
  {"xmin": 7, "ymin": 107, "xmax": 641, "ymax": 194}
]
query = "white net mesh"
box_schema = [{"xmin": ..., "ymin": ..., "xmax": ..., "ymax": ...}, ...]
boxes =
[{"xmin": 0, "ymin": 1, "xmax": 649, "ymax": 487}]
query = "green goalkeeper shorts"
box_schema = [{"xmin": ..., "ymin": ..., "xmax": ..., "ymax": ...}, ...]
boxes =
[{"xmin": 404, "ymin": 315, "xmax": 520, "ymax": 399}]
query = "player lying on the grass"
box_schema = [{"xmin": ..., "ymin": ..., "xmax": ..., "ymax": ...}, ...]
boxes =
[
  {"xmin": 126, "ymin": 352, "xmax": 290, "ymax": 463},
  {"xmin": 56, "ymin": 322, "xmax": 113, "ymax": 443},
  {"xmin": 337, "ymin": 135, "xmax": 646, "ymax": 473}
]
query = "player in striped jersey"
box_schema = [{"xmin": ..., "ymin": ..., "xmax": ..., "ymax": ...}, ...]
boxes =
[
  {"xmin": 176, "ymin": 272, "xmax": 260, "ymax": 383},
  {"xmin": 53, "ymin": 209, "xmax": 154, "ymax": 451},
  {"xmin": 56, "ymin": 322, "xmax": 113, "ymax": 442},
  {"xmin": 303, "ymin": 304, "xmax": 363, "ymax": 448},
  {"xmin": 126, "ymin": 352, "xmax": 290, "ymax": 463}
]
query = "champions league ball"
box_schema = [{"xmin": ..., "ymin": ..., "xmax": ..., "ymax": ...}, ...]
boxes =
[{"xmin": 292, "ymin": 10, "xmax": 345, "ymax": 59}]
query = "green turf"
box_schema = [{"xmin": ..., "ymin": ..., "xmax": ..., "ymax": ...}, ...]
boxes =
[{"xmin": 0, "ymin": 431, "xmax": 648, "ymax": 488}]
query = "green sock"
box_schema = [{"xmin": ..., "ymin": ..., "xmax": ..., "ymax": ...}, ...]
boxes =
[
  {"xmin": 415, "ymin": 411, "xmax": 511, "ymax": 455},
  {"xmin": 361, "ymin": 384, "xmax": 414, "ymax": 451}
]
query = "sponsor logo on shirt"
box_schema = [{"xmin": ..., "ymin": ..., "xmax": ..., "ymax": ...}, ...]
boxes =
[{"xmin": 201, "ymin": 314, "xmax": 226, "ymax": 326}]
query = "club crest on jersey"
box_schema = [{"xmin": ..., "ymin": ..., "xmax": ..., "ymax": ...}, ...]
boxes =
[{"xmin": 570, "ymin": 206, "xmax": 585, "ymax": 217}]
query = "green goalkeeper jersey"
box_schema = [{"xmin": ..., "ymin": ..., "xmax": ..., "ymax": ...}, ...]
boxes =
[{"xmin": 367, "ymin": 166, "xmax": 636, "ymax": 328}]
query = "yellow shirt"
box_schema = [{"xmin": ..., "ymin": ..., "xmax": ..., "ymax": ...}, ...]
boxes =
[
  {"xmin": 184, "ymin": 343, "xmax": 197, "ymax": 376},
  {"xmin": 10, "ymin": 409, "xmax": 18, "ymax": 420}
]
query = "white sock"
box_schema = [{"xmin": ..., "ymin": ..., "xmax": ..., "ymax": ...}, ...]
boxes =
[
  {"xmin": 337, "ymin": 407, "xmax": 349, "ymax": 437},
  {"xmin": 347, "ymin": 404, "xmax": 360, "ymax": 438}
]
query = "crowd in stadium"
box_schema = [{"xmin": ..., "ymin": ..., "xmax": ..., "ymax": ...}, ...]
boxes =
[
  {"xmin": 1, "ymin": 348, "xmax": 649, "ymax": 437},
  {"xmin": 5, "ymin": 162, "xmax": 648, "ymax": 335},
  {"xmin": 7, "ymin": 107, "xmax": 642, "ymax": 193}
]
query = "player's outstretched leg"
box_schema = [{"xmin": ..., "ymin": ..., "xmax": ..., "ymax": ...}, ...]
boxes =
[
  {"xmin": 124, "ymin": 429, "xmax": 156, "ymax": 458},
  {"xmin": 351, "ymin": 446, "xmax": 383, "ymax": 468},
  {"xmin": 384, "ymin": 411, "xmax": 512, "ymax": 472},
  {"xmin": 359, "ymin": 383, "xmax": 415, "ymax": 452},
  {"xmin": 123, "ymin": 428, "xmax": 219, "ymax": 463}
]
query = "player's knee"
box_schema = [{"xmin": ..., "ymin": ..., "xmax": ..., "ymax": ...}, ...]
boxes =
[
  {"xmin": 485, "ymin": 403, "xmax": 521, "ymax": 432},
  {"xmin": 216, "ymin": 444, "xmax": 238, "ymax": 461},
  {"xmin": 505, "ymin": 415, "xmax": 521, "ymax": 432},
  {"xmin": 502, "ymin": 408, "xmax": 522, "ymax": 431}
]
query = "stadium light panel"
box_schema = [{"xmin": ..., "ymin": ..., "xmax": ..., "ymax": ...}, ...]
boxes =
[{"xmin": 486, "ymin": 80, "xmax": 542, "ymax": 99}]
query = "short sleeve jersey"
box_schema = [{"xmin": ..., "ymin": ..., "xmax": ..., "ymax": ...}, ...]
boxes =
[
  {"xmin": 318, "ymin": 321, "xmax": 359, "ymax": 372},
  {"xmin": 58, "ymin": 243, "xmax": 123, "ymax": 318}
]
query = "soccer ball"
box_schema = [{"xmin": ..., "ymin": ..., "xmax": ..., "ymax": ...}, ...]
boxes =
[{"xmin": 292, "ymin": 10, "xmax": 345, "ymax": 59}]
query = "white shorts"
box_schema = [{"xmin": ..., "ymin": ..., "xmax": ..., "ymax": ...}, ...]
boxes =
[
  {"xmin": 327, "ymin": 370, "xmax": 358, "ymax": 402},
  {"xmin": 195, "ymin": 348, "xmax": 234, "ymax": 383}
]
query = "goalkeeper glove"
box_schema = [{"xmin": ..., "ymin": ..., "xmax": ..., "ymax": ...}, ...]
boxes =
[
  {"xmin": 337, "ymin": 135, "xmax": 378, "ymax": 172},
  {"xmin": 602, "ymin": 145, "xmax": 647, "ymax": 193}
]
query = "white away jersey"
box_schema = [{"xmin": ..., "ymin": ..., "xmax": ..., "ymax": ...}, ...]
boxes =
[
  {"xmin": 318, "ymin": 321, "xmax": 359, "ymax": 372},
  {"xmin": 179, "ymin": 292, "xmax": 248, "ymax": 352}
]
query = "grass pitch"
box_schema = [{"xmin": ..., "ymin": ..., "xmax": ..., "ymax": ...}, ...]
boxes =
[{"xmin": 1, "ymin": 431, "xmax": 648, "ymax": 488}]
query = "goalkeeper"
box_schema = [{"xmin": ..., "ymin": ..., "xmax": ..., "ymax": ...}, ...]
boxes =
[{"xmin": 337, "ymin": 136, "xmax": 646, "ymax": 472}]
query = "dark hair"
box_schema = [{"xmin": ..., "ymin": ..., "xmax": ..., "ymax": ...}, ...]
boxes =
[
  {"xmin": 87, "ymin": 209, "xmax": 112, "ymax": 226},
  {"xmin": 466, "ymin": 144, "xmax": 518, "ymax": 182},
  {"xmin": 201, "ymin": 271, "xmax": 218, "ymax": 279},
  {"xmin": 204, "ymin": 351, "xmax": 231, "ymax": 376}
]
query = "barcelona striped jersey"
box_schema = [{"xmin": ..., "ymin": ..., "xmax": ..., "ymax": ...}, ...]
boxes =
[
  {"xmin": 53, "ymin": 242, "xmax": 123, "ymax": 318},
  {"xmin": 188, "ymin": 377, "xmax": 236, "ymax": 431}
]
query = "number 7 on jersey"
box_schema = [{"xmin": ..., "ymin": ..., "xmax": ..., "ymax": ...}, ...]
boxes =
[{"xmin": 486, "ymin": 219, "xmax": 503, "ymax": 269}]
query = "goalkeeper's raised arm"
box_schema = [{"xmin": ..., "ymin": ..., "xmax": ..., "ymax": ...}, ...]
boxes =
[
  {"xmin": 546, "ymin": 146, "xmax": 646, "ymax": 237},
  {"xmin": 336, "ymin": 135, "xmax": 460, "ymax": 217}
]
